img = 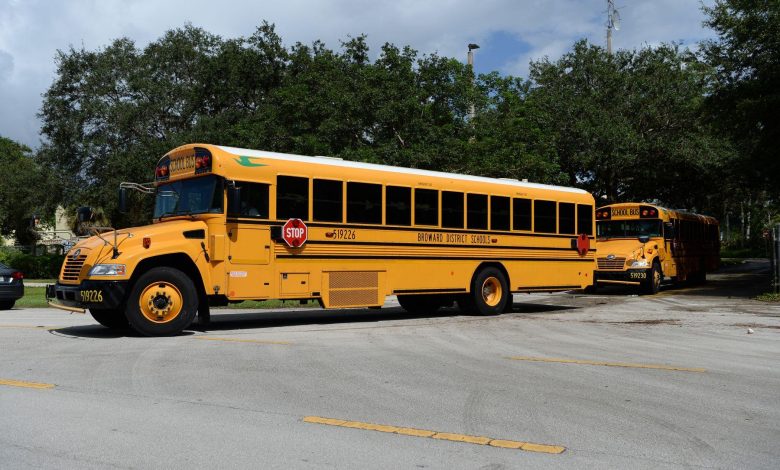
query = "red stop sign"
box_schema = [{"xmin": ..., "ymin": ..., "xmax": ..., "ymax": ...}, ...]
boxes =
[
  {"xmin": 576, "ymin": 233, "xmax": 590, "ymax": 256},
  {"xmin": 282, "ymin": 218, "xmax": 308, "ymax": 248}
]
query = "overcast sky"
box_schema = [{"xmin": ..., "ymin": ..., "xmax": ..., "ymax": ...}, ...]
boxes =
[{"xmin": 0, "ymin": 0, "xmax": 715, "ymax": 149}]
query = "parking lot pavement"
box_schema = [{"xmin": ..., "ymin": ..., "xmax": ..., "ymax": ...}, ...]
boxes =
[{"xmin": 1, "ymin": 260, "xmax": 779, "ymax": 469}]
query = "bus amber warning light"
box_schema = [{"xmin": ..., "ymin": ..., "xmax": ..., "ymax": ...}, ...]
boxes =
[{"xmin": 282, "ymin": 218, "xmax": 308, "ymax": 248}]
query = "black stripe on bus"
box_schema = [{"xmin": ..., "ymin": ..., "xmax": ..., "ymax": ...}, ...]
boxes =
[
  {"xmin": 393, "ymin": 288, "xmax": 468, "ymax": 294},
  {"xmin": 276, "ymin": 255, "xmax": 595, "ymax": 262},
  {"xmin": 226, "ymin": 218, "xmax": 595, "ymax": 240},
  {"xmin": 299, "ymin": 240, "xmax": 596, "ymax": 252},
  {"xmin": 515, "ymin": 285, "xmax": 581, "ymax": 291}
]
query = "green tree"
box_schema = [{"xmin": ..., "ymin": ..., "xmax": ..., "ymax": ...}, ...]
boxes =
[
  {"xmin": 0, "ymin": 137, "xmax": 55, "ymax": 245},
  {"xmin": 527, "ymin": 40, "xmax": 734, "ymax": 211}
]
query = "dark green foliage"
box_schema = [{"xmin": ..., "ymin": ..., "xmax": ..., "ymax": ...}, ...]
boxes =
[{"xmin": 0, "ymin": 249, "xmax": 64, "ymax": 279}]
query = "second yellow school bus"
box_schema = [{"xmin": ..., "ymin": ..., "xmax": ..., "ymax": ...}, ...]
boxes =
[
  {"xmin": 47, "ymin": 144, "xmax": 596, "ymax": 336},
  {"xmin": 594, "ymin": 203, "xmax": 719, "ymax": 294}
]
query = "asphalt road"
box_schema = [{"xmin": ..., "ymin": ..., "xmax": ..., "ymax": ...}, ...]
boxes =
[{"xmin": 1, "ymin": 260, "xmax": 779, "ymax": 469}]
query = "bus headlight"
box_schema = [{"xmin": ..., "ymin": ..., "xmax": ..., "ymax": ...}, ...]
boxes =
[
  {"xmin": 88, "ymin": 264, "xmax": 127, "ymax": 276},
  {"xmin": 630, "ymin": 260, "xmax": 649, "ymax": 268}
]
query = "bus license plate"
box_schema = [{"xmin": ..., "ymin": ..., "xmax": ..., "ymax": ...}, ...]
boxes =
[
  {"xmin": 80, "ymin": 290, "xmax": 104, "ymax": 303},
  {"xmin": 629, "ymin": 272, "xmax": 647, "ymax": 280}
]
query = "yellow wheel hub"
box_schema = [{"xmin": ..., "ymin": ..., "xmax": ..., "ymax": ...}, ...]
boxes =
[
  {"xmin": 138, "ymin": 281, "xmax": 183, "ymax": 324},
  {"xmin": 481, "ymin": 277, "xmax": 502, "ymax": 307}
]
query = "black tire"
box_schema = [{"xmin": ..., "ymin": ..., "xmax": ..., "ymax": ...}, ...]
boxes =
[
  {"xmin": 642, "ymin": 262, "xmax": 662, "ymax": 295},
  {"xmin": 458, "ymin": 267, "xmax": 510, "ymax": 315},
  {"xmin": 0, "ymin": 300, "xmax": 15, "ymax": 310},
  {"xmin": 89, "ymin": 308, "xmax": 129, "ymax": 330},
  {"xmin": 397, "ymin": 294, "xmax": 445, "ymax": 314},
  {"xmin": 125, "ymin": 267, "xmax": 198, "ymax": 336}
]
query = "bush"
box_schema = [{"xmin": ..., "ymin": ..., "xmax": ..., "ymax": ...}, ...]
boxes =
[{"xmin": 0, "ymin": 248, "xmax": 64, "ymax": 279}]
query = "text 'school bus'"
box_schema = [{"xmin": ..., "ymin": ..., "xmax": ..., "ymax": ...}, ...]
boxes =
[
  {"xmin": 594, "ymin": 203, "xmax": 719, "ymax": 294},
  {"xmin": 47, "ymin": 144, "xmax": 596, "ymax": 336}
]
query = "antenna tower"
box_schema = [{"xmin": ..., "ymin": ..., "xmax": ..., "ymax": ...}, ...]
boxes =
[{"xmin": 607, "ymin": 0, "xmax": 621, "ymax": 55}]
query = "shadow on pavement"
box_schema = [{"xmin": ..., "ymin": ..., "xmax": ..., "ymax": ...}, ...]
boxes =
[{"xmin": 51, "ymin": 301, "xmax": 580, "ymax": 337}]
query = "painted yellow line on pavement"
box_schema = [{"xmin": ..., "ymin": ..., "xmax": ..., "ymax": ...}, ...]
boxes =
[
  {"xmin": 193, "ymin": 336, "xmax": 291, "ymax": 345},
  {"xmin": 0, "ymin": 324, "xmax": 57, "ymax": 330},
  {"xmin": 302, "ymin": 416, "xmax": 565, "ymax": 454},
  {"xmin": 0, "ymin": 378, "xmax": 55, "ymax": 389},
  {"xmin": 507, "ymin": 356, "xmax": 705, "ymax": 373}
]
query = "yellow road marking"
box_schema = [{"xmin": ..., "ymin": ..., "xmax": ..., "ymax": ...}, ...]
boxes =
[
  {"xmin": 507, "ymin": 355, "xmax": 705, "ymax": 373},
  {"xmin": 193, "ymin": 336, "xmax": 291, "ymax": 345},
  {"xmin": 0, "ymin": 324, "xmax": 57, "ymax": 330},
  {"xmin": 0, "ymin": 379, "xmax": 55, "ymax": 389},
  {"xmin": 302, "ymin": 416, "xmax": 565, "ymax": 454}
]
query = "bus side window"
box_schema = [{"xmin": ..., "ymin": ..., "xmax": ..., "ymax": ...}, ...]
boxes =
[
  {"xmin": 490, "ymin": 196, "xmax": 510, "ymax": 231},
  {"xmin": 347, "ymin": 182, "xmax": 382, "ymax": 224},
  {"xmin": 664, "ymin": 222, "xmax": 674, "ymax": 240},
  {"xmin": 534, "ymin": 200, "xmax": 557, "ymax": 234},
  {"xmin": 467, "ymin": 194, "xmax": 488, "ymax": 230},
  {"xmin": 576, "ymin": 204, "xmax": 593, "ymax": 235},
  {"xmin": 414, "ymin": 188, "xmax": 439, "ymax": 226},
  {"xmin": 277, "ymin": 176, "xmax": 309, "ymax": 220},
  {"xmin": 442, "ymin": 191, "xmax": 464, "ymax": 229},
  {"xmin": 558, "ymin": 202, "xmax": 575, "ymax": 234},
  {"xmin": 313, "ymin": 179, "xmax": 343, "ymax": 222},
  {"xmin": 386, "ymin": 186, "xmax": 411, "ymax": 226},
  {"xmin": 513, "ymin": 198, "xmax": 532, "ymax": 231},
  {"xmin": 228, "ymin": 182, "xmax": 269, "ymax": 219}
]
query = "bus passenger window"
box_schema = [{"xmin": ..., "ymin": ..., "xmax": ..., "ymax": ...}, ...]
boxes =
[
  {"xmin": 577, "ymin": 204, "xmax": 593, "ymax": 235},
  {"xmin": 491, "ymin": 196, "xmax": 510, "ymax": 231},
  {"xmin": 513, "ymin": 198, "xmax": 532, "ymax": 231},
  {"xmin": 558, "ymin": 202, "xmax": 575, "ymax": 234},
  {"xmin": 442, "ymin": 191, "xmax": 464, "ymax": 229},
  {"xmin": 228, "ymin": 182, "xmax": 269, "ymax": 218},
  {"xmin": 467, "ymin": 194, "xmax": 488, "ymax": 230},
  {"xmin": 347, "ymin": 182, "xmax": 382, "ymax": 224},
  {"xmin": 534, "ymin": 200, "xmax": 557, "ymax": 233},
  {"xmin": 415, "ymin": 188, "xmax": 439, "ymax": 226},
  {"xmin": 313, "ymin": 179, "xmax": 343, "ymax": 222},
  {"xmin": 277, "ymin": 176, "xmax": 309, "ymax": 220},
  {"xmin": 386, "ymin": 186, "xmax": 411, "ymax": 226}
]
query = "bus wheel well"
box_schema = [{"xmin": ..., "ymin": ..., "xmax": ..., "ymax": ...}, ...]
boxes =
[
  {"xmin": 472, "ymin": 262, "xmax": 510, "ymax": 291},
  {"xmin": 130, "ymin": 254, "xmax": 206, "ymax": 300}
]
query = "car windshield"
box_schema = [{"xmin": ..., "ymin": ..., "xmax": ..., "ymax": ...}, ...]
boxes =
[
  {"xmin": 153, "ymin": 175, "xmax": 223, "ymax": 219},
  {"xmin": 597, "ymin": 219, "xmax": 663, "ymax": 239}
]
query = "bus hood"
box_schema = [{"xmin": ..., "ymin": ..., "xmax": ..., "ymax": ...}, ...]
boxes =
[
  {"xmin": 66, "ymin": 220, "xmax": 208, "ymax": 270},
  {"xmin": 597, "ymin": 238, "xmax": 658, "ymax": 260}
]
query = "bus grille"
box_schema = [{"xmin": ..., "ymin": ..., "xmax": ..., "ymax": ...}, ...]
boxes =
[
  {"xmin": 597, "ymin": 257, "xmax": 626, "ymax": 270},
  {"xmin": 62, "ymin": 255, "xmax": 88, "ymax": 281}
]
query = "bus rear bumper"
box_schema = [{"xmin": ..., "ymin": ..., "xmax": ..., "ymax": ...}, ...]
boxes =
[{"xmin": 46, "ymin": 281, "xmax": 129, "ymax": 312}]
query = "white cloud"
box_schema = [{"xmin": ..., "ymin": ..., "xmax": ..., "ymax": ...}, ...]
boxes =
[{"xmin": 0, "ymin": 0, "xmax": 715, "ymax": 148}]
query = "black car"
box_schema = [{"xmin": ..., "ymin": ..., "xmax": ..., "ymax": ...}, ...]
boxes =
[{"xmin": 0, "ymin": 262, "xmax": 24, "ymax": 309}]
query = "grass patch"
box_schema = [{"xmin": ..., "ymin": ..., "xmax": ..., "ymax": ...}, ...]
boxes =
[
  {"xmin": 755, "ymin": 292, "xmax": 780, "ymax": 302},
  {"xmin": 16, "ymin": 286, "xmax": 49, "ymax": 308}
]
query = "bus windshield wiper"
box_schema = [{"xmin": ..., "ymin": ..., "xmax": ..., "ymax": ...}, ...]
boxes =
[{"xmin": 158, "ymin": 211, "xmax": 196, "ymax": 221}]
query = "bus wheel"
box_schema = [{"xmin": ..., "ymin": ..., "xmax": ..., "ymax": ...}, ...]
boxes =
[
  {"xmin": 642, "ymin": 262, "xmax": 662, "ymax": 295},
  {"xmin": 89, "ymin": 308, "xmax": 129, "ymax": 330},
  {"xmin": 397, "ymin": 294, "xmax": 444, "ymax": 314},
  {"xmin": 460, "ymin": 267, "xmax": 509, "ymax": 315},
  {"xmin": 125, "ymin": 267, "xmax": 198, "ymax": 336}
]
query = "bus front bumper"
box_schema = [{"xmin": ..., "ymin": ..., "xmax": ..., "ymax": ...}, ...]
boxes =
[
  {"xmin": 595, "ymin": 269, "xmax": 649, "ymax": 286},
  {"xmin": 46, "ymin": 281, "xmax": 129, "ymax": 313}
]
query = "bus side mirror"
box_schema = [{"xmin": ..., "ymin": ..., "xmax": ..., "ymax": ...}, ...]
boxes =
[
  {"xmin": 228, "ymin": 187, "xmax": 241, "ymax": 215},
  {"xmin": 76, "ymin": 206, "xmax": 93, "ymax": 223},
  {"xmin": 118, "ymin": 188, "xmax": 128, "ymax": 214}
]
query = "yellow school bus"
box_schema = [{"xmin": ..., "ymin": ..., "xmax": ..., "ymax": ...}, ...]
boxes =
[
  {"xmin": 594, "ymin": 203, "xmax": 719, "ymax": 294},
  {"xmin": 47, "ymin": 144, "xmax": 596, "ymax": 335}
]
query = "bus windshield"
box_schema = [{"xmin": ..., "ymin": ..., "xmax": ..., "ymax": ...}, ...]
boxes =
[
  {"xmin": 154, "ymin": 175, "xmax": 223, "ymax": 219},
  {"xmin": 597, "ymin": 219, "xmax": 662, "ymax": 239}
]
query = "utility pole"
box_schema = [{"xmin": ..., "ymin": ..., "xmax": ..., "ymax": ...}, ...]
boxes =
[
  {"xmin": 468, "ymin": 43, "xmax": 479, "ymax": 119},
  {"xmin": 607, "ymin": 0, "xmax": 620, "ymax": 55}
]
